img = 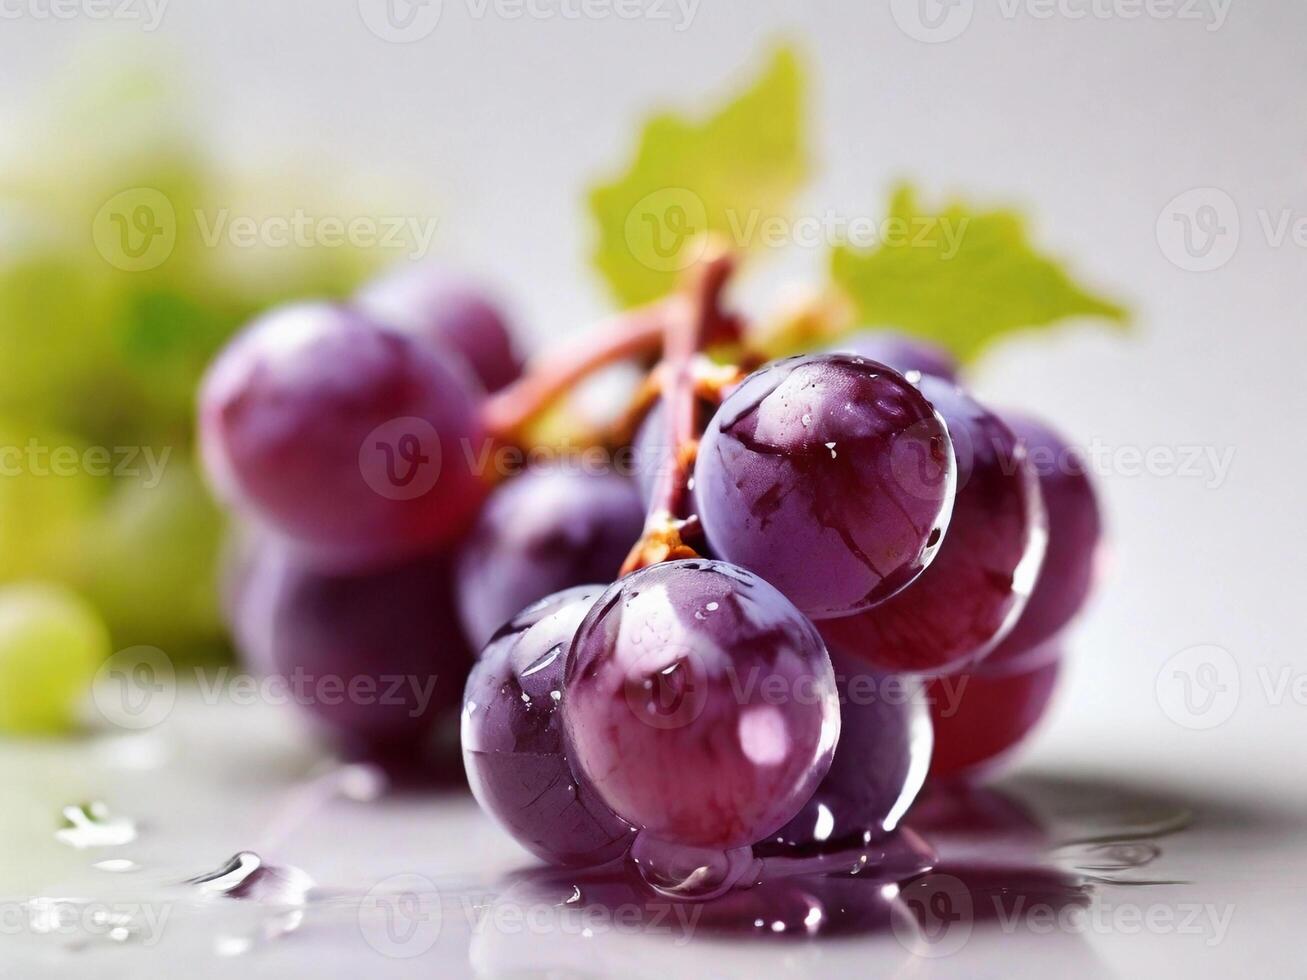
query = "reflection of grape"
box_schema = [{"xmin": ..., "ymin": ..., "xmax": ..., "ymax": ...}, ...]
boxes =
[
  {"xmin": 462, "ymin": 585, "xmax": 634, "ymax": 867},
  {"xmin": 242, "ymin": 543, "xmax": 473, "ymax": 757},
  {"xmin": 357, "ymin": 264, "xmax": 522, "ymax": 393},
  {"xmin": 456, "ymin": 468, "xmax": 644, "ymax": 647},
  {"xmin": 564, "ymin": 560, "xmax": 840, "ymax": 849},
  {"xmin": 819, "ymin": 377, "xmax": 1046, "ymax": 675},
  {"xmin": 0, "ymin": 583, "xmax": 111, "ymax": 733},
  {"xmin": 695, "ymin": 355, "xmax": 955, "ymax": 618},
  {"xmin": 198, "ymin": 303, "xmax": 486, "ymax": 568}
]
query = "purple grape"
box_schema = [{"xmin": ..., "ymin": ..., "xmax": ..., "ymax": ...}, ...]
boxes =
[
  {"xmin": 357, "ymin": 263, "xmax": 522, "ymax": 393},
  {"xmin": 462, "ymin": 585, "xmax": 634, "ymax": 867},
  {"xmin": 198, "ymin": 302, "xmax": 487, "ymax": 569},
  {"xmin": 248, "ymin": 542, "xmax": 473, "ymax": 757},
  {"xmin": 927, "ymin": 652, "xmax": 1062, "ymax": 780},
  {"xmin": 819, "ymin": 377, "xmax": 1047, "ymax": 675},
  {"xmin": 220, "ymin": 526, "xmax": 287, "ymax": 678},
  {"xmin": 563, "ymin": 560, "xmax": 840, "ymax": 850},
  {"xmin": 455, "ymin": 468, "xmax": 645, "ymax": 648},
  {"xmin": 829, "ymin": 331, "xmax": 959, "ymax": 382},
  {"xmin": 694, "ymin": 354, "xmax": 956, "ymax": 619},
  {"xmin": 985, "ymin": 413, "xmax": 1103, "ymax": 670},
  {"xmin": 763, "ymin": 654, "xmax": 932, "ymax": 853}
]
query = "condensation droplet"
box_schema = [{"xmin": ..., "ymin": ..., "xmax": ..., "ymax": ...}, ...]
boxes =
[{"xmin": 55, "ymin": 802, "xmax": 137, "ymax": 849}]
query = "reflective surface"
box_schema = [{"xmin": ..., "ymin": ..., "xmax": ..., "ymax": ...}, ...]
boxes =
[{"xmin": 3, "ymin": 690, "xmax": 1300, "ymax": 977}]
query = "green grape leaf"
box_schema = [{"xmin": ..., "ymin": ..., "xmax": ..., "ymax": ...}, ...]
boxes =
[
  {"xmin": 588, "ymin": 46, "xmax": 808, "ymax": 307},
  {"xmin": 829, "ymin": 185, "xmax": 1129, "ymax": 361}
]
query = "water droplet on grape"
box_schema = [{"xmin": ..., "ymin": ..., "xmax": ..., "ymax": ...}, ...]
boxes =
[
  {"xmin": 630, "ymin": 834, "xmax": 762, "ymax": 901},
  {"xmin": 522, "ymin": 643, "xmax": 564, "ymax": 678}
]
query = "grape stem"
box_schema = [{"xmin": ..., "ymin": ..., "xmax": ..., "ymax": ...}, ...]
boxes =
[
  {"xmin": 480, "ymin": 302, "xmax": 670, "ymax": 442},
  {"xmin": 481, "ymin": 272, "xmax": 741, "ymax": 443},
  {"xmin": 621, "ymin": 246, "xmax": 737, "ymax": 573}
]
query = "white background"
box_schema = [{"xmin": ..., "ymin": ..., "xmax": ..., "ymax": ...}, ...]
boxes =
[{"xmin": 1, "ymin": 2, "xmax": 1304, "ymax": 976}]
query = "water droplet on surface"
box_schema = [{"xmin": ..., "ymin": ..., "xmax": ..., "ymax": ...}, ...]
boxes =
[
  {"xmin": 24, "ymin": 896, "xmax": 149, "ymax": 947},
  {"xmin": 630, "ymin": 834, "xmax": 762, "ymax": 901},
  {"xmin": 187, "ymin": 851, "xmax": 314, "ymax": 905},
  {"xmin": 215, "ymin": 935, "xmax": 254, "ymax": 957},
  {"xmin": 55, "ymin": 802, "xmax": 137, "ymax": 849},
  {"xmin": 92, "ymin": 858, "xmax": 140, "ymax": 873},
  {"xmin": 93, "ymin": 733, "xmax": 170, "ymax": 771},
  {"xmin": 338, "ymin": 763, "xmax": 387, "ymax": 803},
  {"xmin": 1048, "ymin": 839, "xmax": 1171, "ymax": 883}
]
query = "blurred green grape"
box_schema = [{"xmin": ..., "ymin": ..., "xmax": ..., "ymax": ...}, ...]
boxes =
[
  {"xmin": 0, "ymin": 583, "xmax": 111, "ymax": 734},
  {"xmin": 79, "ymin": 460, "xmax": 226, "ymax": 658},
  {"xmin": 0, "ymin": 420, "xmax": 102, "ymax": 583}
]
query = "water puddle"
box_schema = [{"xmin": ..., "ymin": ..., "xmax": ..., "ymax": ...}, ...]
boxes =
[{"xmin": 20, "ymin": 767, "xmax": 1195, "ymax": 969}]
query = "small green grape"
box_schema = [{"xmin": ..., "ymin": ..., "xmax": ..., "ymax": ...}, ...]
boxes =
[{"xmin": 0, "ymin": 583, "xmax": 111, "ymax": 734}]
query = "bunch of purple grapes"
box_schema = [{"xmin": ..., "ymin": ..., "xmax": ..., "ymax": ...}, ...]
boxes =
[
  {"xmin": 203, "ymin": 261, "xmax": 1103, "ymax": 894},
  {"xmin": 204, "ymin": 265, "xmax": 528, "ymax": 777}
]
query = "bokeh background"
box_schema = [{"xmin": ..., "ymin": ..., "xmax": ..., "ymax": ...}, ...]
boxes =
[{"xmin": 0, "ymin": 2, "xmax": 1302, "ymax": 974}]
